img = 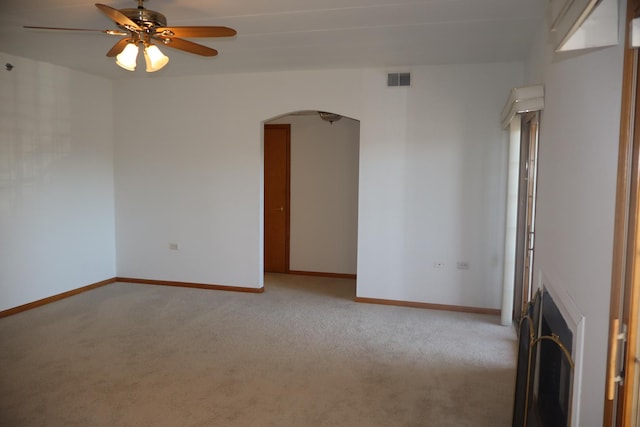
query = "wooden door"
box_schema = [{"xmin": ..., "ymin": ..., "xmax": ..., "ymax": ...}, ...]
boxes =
[
  {"xmin": 605, "ymin": 0, "xmax": 640, "ymax": 423},
  {"xmin": 264, "ymin": 124, "xmax": 290, "ymax": 273}
]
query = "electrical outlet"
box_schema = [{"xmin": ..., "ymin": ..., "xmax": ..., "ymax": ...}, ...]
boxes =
[
  {"xmin": 457, "ymin": 261, "xmax": 470, "ymax": 270},
  {"xmin": 433, "ymin": 262, "xmax": 445, "ymax": 269},
  {"xmin": 169, "ymin": 243, "xmax": 179, "ymax": 251}
]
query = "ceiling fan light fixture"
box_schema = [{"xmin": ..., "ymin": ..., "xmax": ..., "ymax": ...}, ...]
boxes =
[
  {"xmin": 115, "ymin": 42, "xmax": 139, "ymax": 71},
  {"xmin": 26, "ymin": 2, "xmax": 237, "ymax": 72},
  {"xmin": 143, "ymin": 44, "xmax": 169, "ymax": 72}
]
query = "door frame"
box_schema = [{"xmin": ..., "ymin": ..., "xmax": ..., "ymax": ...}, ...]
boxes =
[
  {"xmin": 604, "ymin": 0, "xmax": 640, "ymax": 423},
  {"xmin": 513, "ymin": 111, "xmax": 541, "ymax": 323}
]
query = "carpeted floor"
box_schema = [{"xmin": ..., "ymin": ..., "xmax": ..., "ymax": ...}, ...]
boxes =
[{"xmin": 0, "ymin": 273, "xmax": 516, "ymax": 426}]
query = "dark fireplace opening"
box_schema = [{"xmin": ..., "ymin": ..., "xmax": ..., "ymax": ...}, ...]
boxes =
[
  {"xmin": 514, "ymin": 288, "xmax": 575, "ymax": 427},
  {"xmin": 536, "ymin": 290, "xmax": 573, "ymax": 426}
]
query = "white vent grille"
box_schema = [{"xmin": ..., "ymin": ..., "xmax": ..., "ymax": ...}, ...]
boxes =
[{"xmin": 387, "ymin": 72, "xmax": 411, "ymax": 87}]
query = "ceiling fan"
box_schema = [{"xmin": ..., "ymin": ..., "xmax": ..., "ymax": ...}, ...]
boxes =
[{"xmin": 24, "ymin": 0, "xmax": 237, "ymax": 72}]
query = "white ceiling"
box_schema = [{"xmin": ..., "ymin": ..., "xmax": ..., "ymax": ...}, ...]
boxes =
[{"xmin": 0, "ymin": 0, "xmax": 546, "ymax": 79}]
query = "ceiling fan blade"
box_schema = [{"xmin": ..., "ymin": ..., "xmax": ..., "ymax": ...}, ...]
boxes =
[
  {"xmin": 153, "ymin": 37, "xmax": 218, "ymax": 56},
  {"xmin": 106, "ymin": 38, "xmax": 132, "ymax": 57},
  {"xmin": 24, "ymin": 25, "xmax": 127, "ymax": 36},
  {"xmin": 155, "ymin": 26, "xmax": 236, "ymax": 38},
  {"xmin": 95, "ymin": 3, "xmax": 142, "ymax": 31}
]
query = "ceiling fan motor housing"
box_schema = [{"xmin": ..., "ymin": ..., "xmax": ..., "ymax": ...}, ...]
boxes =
[{"xmin": 119, "ymin": 8, "xmax": 167, "ymax": 30}]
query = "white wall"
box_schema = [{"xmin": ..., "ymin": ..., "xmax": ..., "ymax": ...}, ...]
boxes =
[
  {"xmin": 0, "ymin": 53, "xmax": 116, "ymax": 311},
  {"xmin": 268, "ymin": 114, "xmax": 359, "ymax": 275},
  {"xmin": 114, "ymin": 69, "xmax": 364, "ymax": 288},
  {"xmin": 114, "ymin": 63, "xmax": 521, "ymax": 309},
  {"xmin": 358, "ymin": 63, "xmax": 522, "ymax": 308},
  {"xmin": 524, "ymin": 15, "xmax": 624, "ymax": 424}
]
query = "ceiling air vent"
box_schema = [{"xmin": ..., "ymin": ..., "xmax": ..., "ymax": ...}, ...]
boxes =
[{"xmin": 387, "ymin": 72, "xmax": 411, "ymax": 87}]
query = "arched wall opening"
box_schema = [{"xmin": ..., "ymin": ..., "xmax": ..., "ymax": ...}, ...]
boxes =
[{"xmin": 261, "ymin": 110, "xmax": 360, "ymax": 288}]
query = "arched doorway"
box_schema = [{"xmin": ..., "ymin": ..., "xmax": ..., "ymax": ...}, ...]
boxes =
[{"xmin": 262, "ymin": 110, "xmax": 360, "ymax": 284}]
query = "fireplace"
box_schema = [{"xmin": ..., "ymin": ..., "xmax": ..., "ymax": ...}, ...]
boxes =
[{"xmin": 512, "ymin": 274, "xmax": 585, "ymax": 427}]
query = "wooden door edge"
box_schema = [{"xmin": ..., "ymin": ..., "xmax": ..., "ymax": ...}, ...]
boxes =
[{"xmin": 604, "ymin": 0, "xmax": 640, "ymax": 424}]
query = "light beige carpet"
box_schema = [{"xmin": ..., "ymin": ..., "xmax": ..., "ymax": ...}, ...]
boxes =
[{"xmin": 0, "ymin": 273, "xmax": 516, "ymax": 426}]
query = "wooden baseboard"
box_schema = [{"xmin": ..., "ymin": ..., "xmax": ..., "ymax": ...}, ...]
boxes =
[
  {"xmin": 116, "ymin": 277, "xmax": 265, "ymax": 294},
  {"xmin": 354, "ymin": 296, "xmax": 500, "ymax": 316},
  {"xmin": 287, "ymin": 270, "xmax": 356, "ymax": 280},
  {"xmin": 0, "ymin": 277, "xmax": 117, "ymax": 319}
]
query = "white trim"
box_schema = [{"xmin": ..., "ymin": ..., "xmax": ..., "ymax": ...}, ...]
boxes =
[
  {"xmin": 501, "ymin": 115, "xmax": 521, "ymax": 325},
  {"xmin": 501, "ymin": 85, "xmax": 544, "ymax": 129}
]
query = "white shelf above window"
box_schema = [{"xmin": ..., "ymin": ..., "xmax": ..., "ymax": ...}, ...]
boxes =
[{"xmin": 550, "ymin": 0, "xmax": 619, "ymax": 52}]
